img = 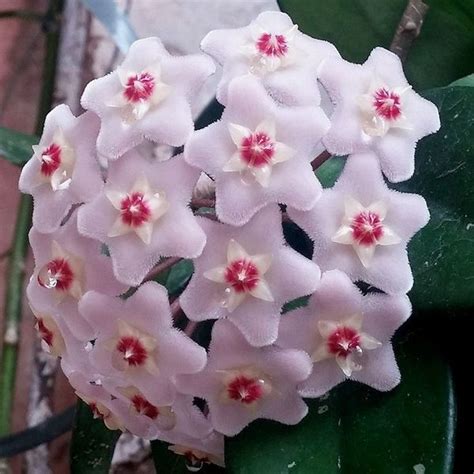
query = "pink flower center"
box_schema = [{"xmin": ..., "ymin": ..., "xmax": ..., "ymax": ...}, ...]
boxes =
[
  {"xmin": 38, "ymin": 258, "xmax": 74, "ymax": 291},
  {"xmin": 327, "ymin": 326, "xmax": 361, "ymax": 358},
  {"xmin": 227, "ymin": 375, "xmax": 264, "ymax": 404},
  {"xmin": 240, "ymin": 132, "xmax": 275, "ymax": 168},
  {"xmin": 224, "ymin": 259, "xmax": 260, "ymax": 293},
  {"xmin": 36, "ymin": 318, "xmax": 54, "ymax": 346},
  {"xmin": 124, "ymin": 72, "xmax": 155, "ymax": 103},
  {"xmin": 116, "ymin": 336, "xmax": 148, "ymax": 367},
  {"xmin": 40, "ymin": 143, "xmax": 62, "ymax": 177},
  {"xmin": 120, "ymin": 192, "xmax": 151, "ymax": 228},
  {"xmin": 351, "ymin": 211, "xmax": 384, "ymax": 246},
  {"xmin": 256, "ymin": 32, "xmax": 288, "ymax": 57},
  {"xmin": 373, "ymin": 88, "xmax": 402, "ymax": 120},
  {"xmin": 131, "ymin": 394, "xmax": 159, "ymax": 419}
]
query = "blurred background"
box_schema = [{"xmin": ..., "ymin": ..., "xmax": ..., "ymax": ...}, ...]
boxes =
[{"xmin": 0, "ymin": 1, "xmax": 276, "ymax": 472}]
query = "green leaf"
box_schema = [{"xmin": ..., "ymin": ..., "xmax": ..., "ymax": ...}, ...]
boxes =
[
  {"xmin": 396, "ymin": 86, "xmax": 474, "ymax": 315},
  {"xmin": 316, "ymin": 156, "xmax": 345, "ymax": 188},
  {"xmin": 450, "ymin": 73, "xmax": 474, "ymax": 87},
  {"xmin": 278, "ymin": 0, "xmax": 474, "ymax": 89},
  {"xmin": 165, "ymin": 259, "xmax": 194, "ymax": 296},
  {"xmin": 226, "ymin": 330, "xmax": 455, "ymax": 473},
  {"xmin": 0, "ymin": 127, "xmax": 37, "ymax": 166},
  {"xmin": 70, "ymin": 401, "xmax": 121, "ymax": 474},
  {"xmin": 80, "ymin": 0, "xmax": 137, "ymax": 54},
  {"xmin": 281, "ymin": 295, "xmax": 310, "ymax": 314}
]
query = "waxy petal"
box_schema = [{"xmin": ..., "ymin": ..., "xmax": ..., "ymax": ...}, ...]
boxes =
[
  {"xmin": 319, "ymin": 47, "xmax": 440, "ymax": 182},
  {"xmin": 277, "ymin": 270, "xmax": 410, "ymax": 395},
  {"xmin": 289, "ymin": 152, "xmax": 429, "ymax": 294},
  {"xmin": 180, "ymin": 205, "xmax": 320, "ymax": 347}
]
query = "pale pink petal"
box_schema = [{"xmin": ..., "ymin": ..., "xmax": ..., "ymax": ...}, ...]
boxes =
[
  {"xmin": 202, "ymin": 11, "xmax": 339, "ymax": 106},
  {"xmin": 27, "ymin": 214, "xmax": 126, "ymax": 341},
  {"xmin": 177, "ymin": 321, "xmax": 311, "ymax": 436},
  {"xmin": 81, "ymin": 37, "xmax": 213, "ymax": 160},
  {"xmin": 319, "ymin": 47, "xmax": 440, "ymax": 182},
  {"xmin": 180, "ymin": 206, "xmax": 320, "ymax": 346},
  {"xmin": 78, "ymin": 153, "xmax": 206, "ymax": 286},
  {"xmin": 351, "ymin": 345, "xmax": 401, "ymax": 391},
  {"xmin": 288, "ymin": 153, "xmax": 428, "ymax": 294},
  {"xmin": 185, "ymin": 75, "xmax": 328, "ymax": 225},
  {"xmin": 19, "ymin": 107, "xmax": 103, "ymax": 233},
  {"xmin": 298, "ymin": 359, "xmax": 345, "ymax": 398}
]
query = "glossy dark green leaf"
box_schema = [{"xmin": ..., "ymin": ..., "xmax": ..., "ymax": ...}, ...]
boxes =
[
  {"xmin": 151, "ymin": 439, "xmax": 225, "ymax": 473},
  {"xmin": 165, "ymin": 259, "xmax": 194, "ymax": 296},
  {"xmin": 281, "ymin": 295, "xmax": 309, "ymax": 314},
  {"xmin": 450, "ymin": 74, "xmax": 474, "ymax": 87},
  {"xmin": 278, "ymin": 0, "xmax": 474, "ymax": 89},
  {"xmin": 0, "ymin": 127, "xmax": 37, "ymax": 166},
  {"xmin": 226, "ymin": 330, "xmax": 455, "ymax": 473},
  {"xmin": 70, "ymin": 401, "xmax": 120, "ymax": 474},
  {"xmin": 316, "ymin": 156, "xmax": 345, "ymax": 188},
  {"xmin": 80, "ymin": 0, "xmax": 137, "ymax": 54},
  {"xmin": 396, "ymin": 86, "xmax": 474, "ymax": 315}
]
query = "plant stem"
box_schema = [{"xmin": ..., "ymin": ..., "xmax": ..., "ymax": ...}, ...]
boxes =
[
  {"xmin": 0, "ymin": 0, "xmax": 63, "ymax": 437},
  {"xmin": 390, "ymin": 0, "xmax": 429, "ymax": 62},
  {"xmin": 144, "ymin": 256, "xmax": 183, "ymax": 283},
  {"xmin": 0, "ymin": 195, "xmax": 32, "ymax": 435},
  {"xmin": 190, "ymin": 198, "xmax": 216, "ymax": 210},
  {"xmin": 311, "ymin": 150, "xmax": 332, "ymax": 171}
]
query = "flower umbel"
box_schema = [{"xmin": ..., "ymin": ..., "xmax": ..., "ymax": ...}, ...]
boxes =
[{"xmin": 21, "ymin": 14, "xmax": 439, "ymax": 466}]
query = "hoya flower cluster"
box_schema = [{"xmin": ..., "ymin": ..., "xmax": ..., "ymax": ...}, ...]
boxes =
[{"xmin": 20, "ymin": 11, "xmax": 439, "ymax": 469}]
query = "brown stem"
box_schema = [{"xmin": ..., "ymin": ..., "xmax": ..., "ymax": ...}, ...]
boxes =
[
  {"xmin": 184, "ymin": 321, "xmax": 198, "ymax": 337},
  {"xmin": 311, "ymin": 150, "xmax": 332, "ymax": 171},
  {"xmin": 190, "ymin": 198, "xmax": 216, "ymax": 210},
  {"xmin": 390, "ymin": 0, "xmax": 429, "ymax": 62},
  {"xmin": 170, "ymin": 299, "xmax": 183, "ymax": 319},
  {"xmin": 143, "ymin": 256, "xmax": 182, "ymax": 282}
]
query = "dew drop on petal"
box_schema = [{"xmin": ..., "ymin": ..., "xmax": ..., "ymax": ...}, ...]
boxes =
[
  {"xmin": 38, "ymin": 265, "xmax": 59, "ymax": 289},
  {"xmin": 219, "ymin": 287, "xmax": 232, "ymax": 308},
  {"xmin": 37, "ymin": 258, "xmax": 74, "ymax": 291}
]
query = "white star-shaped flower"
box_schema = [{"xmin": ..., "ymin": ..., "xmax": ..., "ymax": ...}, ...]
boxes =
[
  {"xmin": 106, "ymin": 62, "xmax": 171, "ymax": 122},
  {"xmin": 32, "ymin": 129, "xmax": 75, "ymax": 191},
  {"xmin": 319, "ymin": 47, "xmax": 440, "ymax": 182},
  {"xmin": 223, "ymin": 119, "xmax": 295, "ymax": 187},
  {"xmin": 200, "ymin": 11, "xmax": 340, "ymax": 106},
  {"xmin": 37, "ymin": 240, "xmax": 85, "ymax": 302},
  {"xmin": 241, "ymin": 21, "xmax": 299, "ymax": 75},
  {"xmin": 106, "ymin": 175, "xmax": 169, "ymax": 245},
  {"xmin": 332, "ymin": 196, "xmax": 401, "ymax": 268},
  {"xmin": 311, "ymin": 313, "xmax": 382, "ymax": 377},
  {"xmin": 357, "ymin": 77, "xmax": 412, "ymax": 137},
  {"xmin": 104, "ymin": 319, "xmax": 160, "ymax": 376},
  {"xmin": 203, "ymin": 239, "xmax": 274, "ymax": 312}
]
